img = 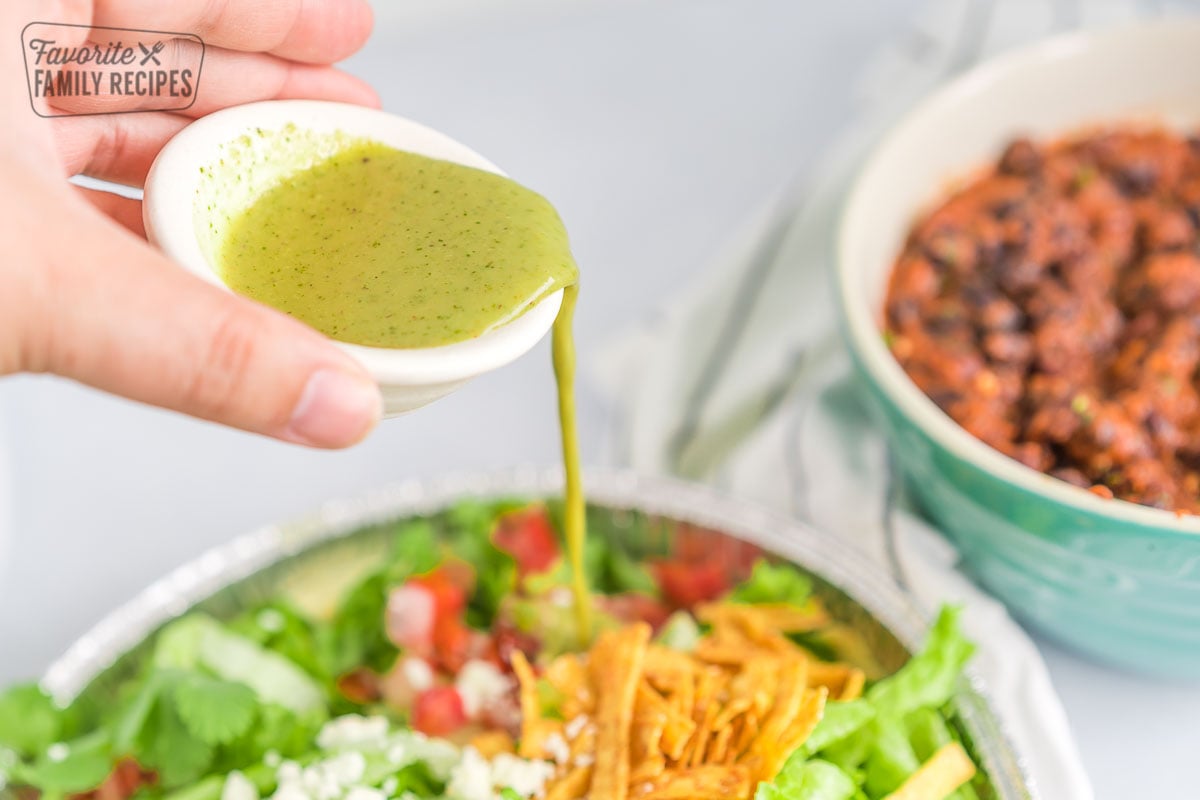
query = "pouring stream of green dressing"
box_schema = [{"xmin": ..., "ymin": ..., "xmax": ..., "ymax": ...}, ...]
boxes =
[{"xmin": 218, "ymin": 140, "xmax": 593, "ymax": 642}]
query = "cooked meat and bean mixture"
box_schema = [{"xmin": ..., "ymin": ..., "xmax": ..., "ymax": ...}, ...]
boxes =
[{"xmin": 885, "ymin": 129, "xmax": 1200, "ymax": 512}]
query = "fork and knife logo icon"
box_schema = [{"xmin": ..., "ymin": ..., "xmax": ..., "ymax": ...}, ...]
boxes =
[{"xmin": 138, "ymin": 40, "xmax": 165, "ymax": 66}]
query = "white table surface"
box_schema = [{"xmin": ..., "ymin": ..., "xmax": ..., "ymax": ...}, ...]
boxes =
[{"xmin": 0, "ymin": 2, "xmax": 1196, "ymax": 797}]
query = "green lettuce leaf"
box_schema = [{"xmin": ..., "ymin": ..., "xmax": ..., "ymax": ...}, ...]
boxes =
[
  {"xmin": 803, "ymin": 699, "xmax": 876, "ymax": 756},
  {"xmin": 0, "ymin": 683, "xmax": 65, "ymax": 757},
  {"xmin": 755, "ymin": 753, "xmax": 857, "ymax": 800},
  {"xmin": 866, "ymin": 607, "xmax": 973, "ymax": 720},
  {"xmin": 730, "ymin": 561, "xmax": 812, "ymax": 606}
]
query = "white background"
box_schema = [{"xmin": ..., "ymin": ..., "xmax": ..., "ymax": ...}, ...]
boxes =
[{"xmin": 0, "ymin": 2, "xmax": 1197, "ymax": 797}]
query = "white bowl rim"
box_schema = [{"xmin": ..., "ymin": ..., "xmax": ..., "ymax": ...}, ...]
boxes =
[
  {"xmin": 143, "ymin": 99, "xmax": 564, "ymax": 387},
  {"xmin": 837, "ymin": 18, "xmax": 1200, "ymax": 536}
]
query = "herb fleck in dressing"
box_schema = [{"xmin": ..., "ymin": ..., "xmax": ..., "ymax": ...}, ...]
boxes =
[
  {"xmin": 219, "ymin": 140, "xmax": 593, "ymax": 643},
  {"xmin": 218, "ymin": 141, "xmax": 578, "ymax": 349}
]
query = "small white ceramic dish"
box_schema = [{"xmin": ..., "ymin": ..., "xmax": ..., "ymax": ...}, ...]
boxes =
[{"xmin": 143, "ymin": 99, "xmax": 564, "ymax": 416}]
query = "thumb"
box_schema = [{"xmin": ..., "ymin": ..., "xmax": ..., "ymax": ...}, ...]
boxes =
[{"xmin": 25, "ymin": 203, "xmax": 382, "ymax": 447}]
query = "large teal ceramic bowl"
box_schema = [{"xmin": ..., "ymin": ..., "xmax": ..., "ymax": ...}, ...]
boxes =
[{"xmin": 836, "ymin": 21, "xmax": 1200, "ymax": 678}]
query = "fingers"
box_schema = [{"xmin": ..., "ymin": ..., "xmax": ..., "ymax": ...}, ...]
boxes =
[
  {"xmin": 51, "ymin": 48, "xmax": 377, "ymax": 185},
  {"xmin": 187, "ymin": 51, "xmax": 380, "ymax": 116},
  {"xmin": 25, "ymin": 194, "xmax": 381, "ymax": 448},
  {"xmin": 43, "ymin": 38, "xmax": 379, "ymax": 118},
  {"xmin": 92, "ymin": 0, "xmax": 374, "ymax": 64},
  {"xmin": 52, "ymin": 111, "xmax": 188, "ymax": 186},
  {"xmin": 74, "ymin": 185, "xmax": 144, "ymax": 235}
]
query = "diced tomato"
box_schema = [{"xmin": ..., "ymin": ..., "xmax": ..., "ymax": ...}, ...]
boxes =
[
  {"xmin": 600, "ymin": 593, "xmax": 671, "ymax": 629},
  {"xmin": 655, "ymin": 558, "xmax": 731, "ymax": 609},
  {"xmin": 336, "ymin": 668, "xmax": 382, "ymax": 704},
  {"xmin": 386, "ymin": 583, "xmax": 436, "ymax": 651},
  {"xmin": 412, "ymin": 685, "xmax": 467, "ymax": 737},
  {"xmin": 432, "ymin": 617, "xmax": 473, "ymax": 672},
  {"xmin": 411, "ymin": 569, "xmax": 468, "ymax": 617},
  {"xmin": 493, "ymin": 507, "xmax": 560, "ymax": 575}
]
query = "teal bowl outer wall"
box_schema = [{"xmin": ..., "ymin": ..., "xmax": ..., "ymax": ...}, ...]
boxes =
[{"xmin": 843, "ymin": 337, "xmax": 1200, "ymax": 679}]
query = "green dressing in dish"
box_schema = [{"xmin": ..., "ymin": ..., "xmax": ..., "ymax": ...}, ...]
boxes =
[{"xmin": 217, "ymin": 141, "xmax": 578, "ymax": 349}]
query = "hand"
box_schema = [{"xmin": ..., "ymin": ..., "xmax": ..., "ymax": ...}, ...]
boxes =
[{"xmin": 1, "ymin": 0, "xmax": 383, "ymax": 448}]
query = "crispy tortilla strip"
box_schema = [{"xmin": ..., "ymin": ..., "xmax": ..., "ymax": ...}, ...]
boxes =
[
  {"xmin": 840, "ymin": 668, "xmax": 866, "ymax": 700},
  {"xmin": 636, "ymin": 681, "xmax": 695, "ymax": 763},
  {"xmin": 732, "ymin": 712, "xmax": 759, "ymax": 762},
  {"xmin": 730, "ymin": 657, "xmax": 778, "ymax": 720},
  {"xmin": 546, "ymin": 653, "xmax": 594, "ymax": 718},
  {"xmin": 708, "ymin": 725, "xmax": 734, "ymax": 765},
  {"xmin": 644, "ymin": 647, "xmax": 696, "ymax": 682},
  {"xmin": 680, "ymin": 667, "xmax": 722, "ymax": 766},
  {"xmin": 711, "ymin": 696, "xmax": 751, "ymax": 731},
  {"xmin": 589, "ymin": 623, "xmax": 651, "ymax": 800},
  {"xmin": 697, "ymin": 601, "xmax": 829, "ymax": 635},
  {"xmin": 634, "ymin": 766, "xmax": 754, "ymax": 800},
  {"xmin": 749, "ymin": 657, "xmax": 807, "ymax": 753},
  {"xmin": 545, "ymin": 765, "xmax": 594, "ymax": 800},
  {"xmin": 805, "ymin": 662, "xmax": 867, "ymax": 701},
  {"xmin": 765, "ymin": 688, "xmax": 827, "ymax": 779},
  {"xmin": 523, "ymin": 719, "xmax": 566, "ymax": 762},
  {"xmin": 511, "ymin": 649, "xmax": 541, "ymax": 757},
  {"xmin": 632, "ymin": 696, "xmax": 667, "ymax": 770},
  {"xmin": 630, "ymin": 753, "xmax": 667, "ymax": 786},
  {"xmin": 882, "ymin": 742, "xmax": 977, "ymax": 800},
  {"xmin": 469, "ymin": 729, "xmax": 514, "ymax": 757}
]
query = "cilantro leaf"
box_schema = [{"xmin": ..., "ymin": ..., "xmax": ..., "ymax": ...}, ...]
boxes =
[
  {"xmin": 143, "ymin": 698, "xmax": 213, "ymax": 788},
  {"xmin": 21, "ymin": 734, "xmax": 112, "ymax": 794},
  {"xmin": 111, "ymin": 672, "xmax": 166, "ymax": 754},
  {"xmin": 320, "ymin": 571, "xmax": 399, "ymax": 677},
  {"xmin": 173, "ymin": 675, "xmax": 257, "ymax": 746},
  {"xmin": 730, "ymin": 561, "xmax": 812, "ymax": 606},
  {"xmin": 0, "ymin": 683, "xmax": 64, "ymax": 756}
]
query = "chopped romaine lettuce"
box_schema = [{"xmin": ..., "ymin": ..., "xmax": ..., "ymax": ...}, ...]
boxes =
[
  {"xmin": 729, "ymin": 561, "xmax": 812, "ymax": 606},
  {"xmin": 755, "ymin": 753, "xmax": 858, "ymax": 800}
]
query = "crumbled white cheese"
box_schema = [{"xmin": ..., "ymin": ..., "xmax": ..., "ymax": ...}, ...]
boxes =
[
  {"xmin": 400, "ymin": 657, "xmax": 435, "ymax": 692},
  {"xmin": 343, "ymin": 788, "xmax": 385, "ymax": 800},
  {"xmin": 444, "ymin": 746, "xmax": 554, "ymax": 800},
  {"xmin": 455, "ymin": 659, "xmax": 512, "ymax": 718},
  {"xmin": 563, "ymin": 715, "xmax": 588, "ymax": 740},
  {"xmin": 490, "ymin": 753, "xmax": 554, "ymax": 798},
  {"xmin": 542, "ymin": 732, "xmax": 569, "ymax": 765},
  {"xmin": 573, "ymin": 754, "xmax": 595, "ymax": 768},
  {"xmin": 222, "ymin": 771, "xmax": 259, "ymax": 800},
  {"xmin": 272, "ymin": 784, "xmax": 310, "ymax": 800},
  {"xmin": 264, "ymin": 751, "xmax": 283, "ymax": 769},
  {"xmin": 276, "ymin": 761, "xmax": 302, "ymax": 784},
  {"xmin": 317, "ymin": 715, "xmax": 390, "ymax": 751},
  {"xmin": 446, "ymin": 747, "xmax": 493, "ymax": 800},
  {"xmin": 46, "ymin": 743, "xmax": 69, "ymax": 762},
  {"xmin": 274, "ymin": 751, "xmax": 367, "ymax": 800},
  {"xmin": 380, "ymin": 777, "xmax": 398, "ymax": 797}
]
